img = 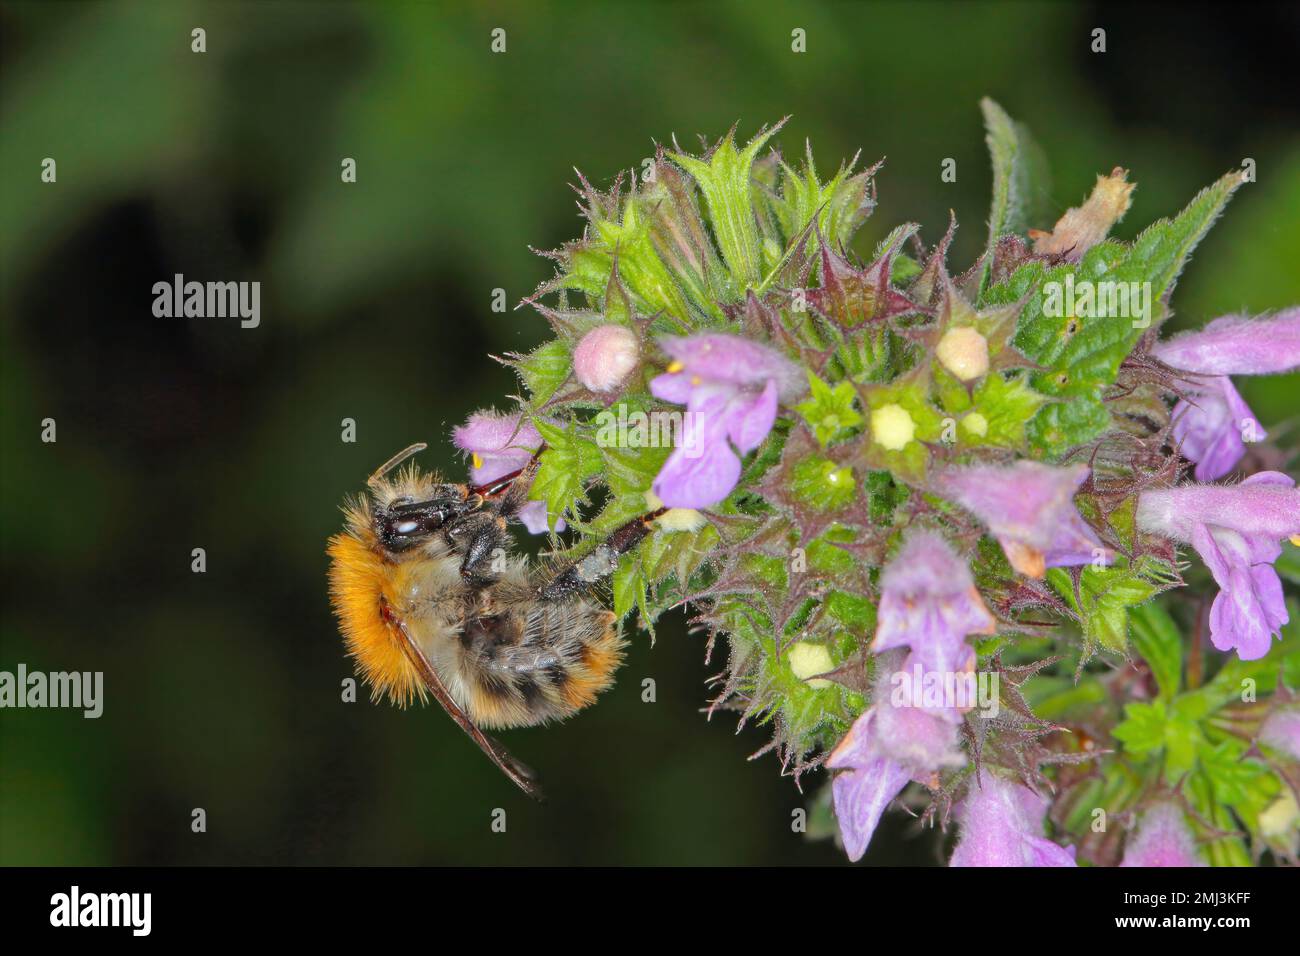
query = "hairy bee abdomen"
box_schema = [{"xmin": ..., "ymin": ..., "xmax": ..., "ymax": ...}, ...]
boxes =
[{"xmin": 444, "ymin": 600, "xmax": 624, "ymax": 729}]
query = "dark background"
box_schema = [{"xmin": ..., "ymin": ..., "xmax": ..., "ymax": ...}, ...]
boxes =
[{"xmin": 1, "ymin": 0, "xmax": 1297, "ymax": 865}]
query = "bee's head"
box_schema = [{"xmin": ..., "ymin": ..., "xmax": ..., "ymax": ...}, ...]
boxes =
[{"xmin": 374, "ymin": 485, "xmax": 476, "ymax": 552}]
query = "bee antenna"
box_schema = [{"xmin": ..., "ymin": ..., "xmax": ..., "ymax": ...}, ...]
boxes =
[{"xmin": 368, "ymin": 442, "xmax": 428, "ymax": 489}]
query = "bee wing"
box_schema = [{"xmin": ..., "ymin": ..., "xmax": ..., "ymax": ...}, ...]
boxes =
[{"xmin": 390, "ymin": 616, "xmax": 545, "ymax": 802}]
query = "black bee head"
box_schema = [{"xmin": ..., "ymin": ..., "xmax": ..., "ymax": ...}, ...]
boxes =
[{"xmin": 376, "ymin": 485, "xmax": 474, "ymax": 552}]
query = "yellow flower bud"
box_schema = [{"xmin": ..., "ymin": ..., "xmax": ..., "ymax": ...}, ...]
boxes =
[
  {"xmin": 871, "ymin": 403, "xmax": 915, "ymax": 451},
  {"xmin": 788, "ymin": 641, "xmax": 834, "ymax": 689},
  {"xmin": 962, "ymin": 412, "xmax": 989, "ymax": 438},
  {"xmin": 646, "ymin": 489, "xmax": 705, "ymax": 532},
  {"xmin": 936, "ymin": 326, "xmax": 990, "ymax": 381}
]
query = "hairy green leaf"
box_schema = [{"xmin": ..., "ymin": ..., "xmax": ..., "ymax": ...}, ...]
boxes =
[
  {"xmin": 980, "ymin": 97, "xmax": 1049, "ymax": 268},
  {"xmin": 529, "ymin": 418, "xmax": 603, "ymax": 529}
]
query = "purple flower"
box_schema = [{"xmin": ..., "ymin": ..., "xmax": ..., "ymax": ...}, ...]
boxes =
[
  {"xmin": 872, "ymin": 530, "xmax": 995, "ymax": 701},
  {"xmin": 1260, "ymin": 707, "xmax": 1300, "ymax": 762},
  {"xmin": 1137, "ymin": 471, "xmax": 1300, "ymax": 660},
  {"xmin": 949, "ymin": 774, "xmax": 1077, "ymax": 867},
  {"xmin": 828, "ymin": 656, "xmax": 966, "ymax": 862},
  {"xmin": 932, "ymin": 462, "xmax": 1112, "ymax": 578},
  {"xmin": 1168, "ymin": 377, "xmax": 1262, "ymax": 482},
  {"xmin": 452, "ymin": 410, "xmax": 559, "ymax": 535},
  {"xmin": 1153, "ymin": 310, "xmax": 1300, "ymax": 481},
  {"xmin": 1120, "ymin": 803, "xmax": 1206, "ymax": 867},
  {"xmin": 573, "ymin": 324, "xmax": 639, "ymax": 393},
  {"xmin": 649, "ymin": 333, "xmax": 803, "ymax": 508}
]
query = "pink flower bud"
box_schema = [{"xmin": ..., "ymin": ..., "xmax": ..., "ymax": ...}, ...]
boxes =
[{"xmin": 573, "ymin": 324, "xmax": 639, "ymax": 393}]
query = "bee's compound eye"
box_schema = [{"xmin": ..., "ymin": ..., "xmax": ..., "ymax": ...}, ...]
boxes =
[{"xmin": 379, "ymin": 500, "xmax": 455, "ymax": 550}]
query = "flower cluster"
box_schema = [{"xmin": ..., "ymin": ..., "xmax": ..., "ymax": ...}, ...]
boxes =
[{"xmin": 457, "ymin": 102, "xmax": 1300, "ymax": 866}]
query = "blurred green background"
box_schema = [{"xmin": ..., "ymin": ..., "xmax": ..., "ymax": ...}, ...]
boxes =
[{"xmin": 1, "ymin": 0, "xmax": 1297, "ymax": 865}]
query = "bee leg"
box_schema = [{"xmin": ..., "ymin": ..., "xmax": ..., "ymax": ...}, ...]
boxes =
[
  {"xmin": 447, "ymin": 513, "xmax": 508, "ymax": 583},
  {"xmin": 538, "ymin": 508, "xmax": 667, "ymax": 602}
]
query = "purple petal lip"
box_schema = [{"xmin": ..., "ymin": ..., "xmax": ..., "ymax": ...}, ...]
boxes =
[
  {"xmin": 1120, "ymin": 803, "xmax": 1206, "ymax": 867},
  {"xmin": 830, "ymin": 756, "xmax": 911, "ymax": 863},
  {"xmin": 1043, "ymin": 509, "xmax": 1113, "ymax": 570},
  {"xmin": 1152, "ymin": 309, "xmax": 1300, "ymax": 376},
  {"xmin": 727, "ymin": 379, "xmax": 779, "ymax": 453},
  {"xmin": 827, "ymin": 677, "xmax": 965, "ymax": 861},
  {"xmin": 651, "ymin": 438, "xmax": 741, "ymax": 510},
  {"xmin": 1196, "ymin": 523, "xmax": 1287, "ymax": 660},
  {"xmin": 949, "ymin": 774, "xmax": 1077, "ymax": 867},
  {"xmin": 872, "ymin": 531, "xmax": 994, "ymax": 714},
  {"xmin": 648, "ymin": 369, "xmax": 694, "ymax": 405},
  {"xmin": 515, "ymin": 501, "xmax": 560, "ymax": 535},
  {"xmin": 649, "ymin": 384, "xmax": 754, "ymax": 509}
]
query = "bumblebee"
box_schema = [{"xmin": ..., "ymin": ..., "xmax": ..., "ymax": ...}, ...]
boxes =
[{"xmin": 327, "ymin": 442, "xmax": 661, "ymax": 799}]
